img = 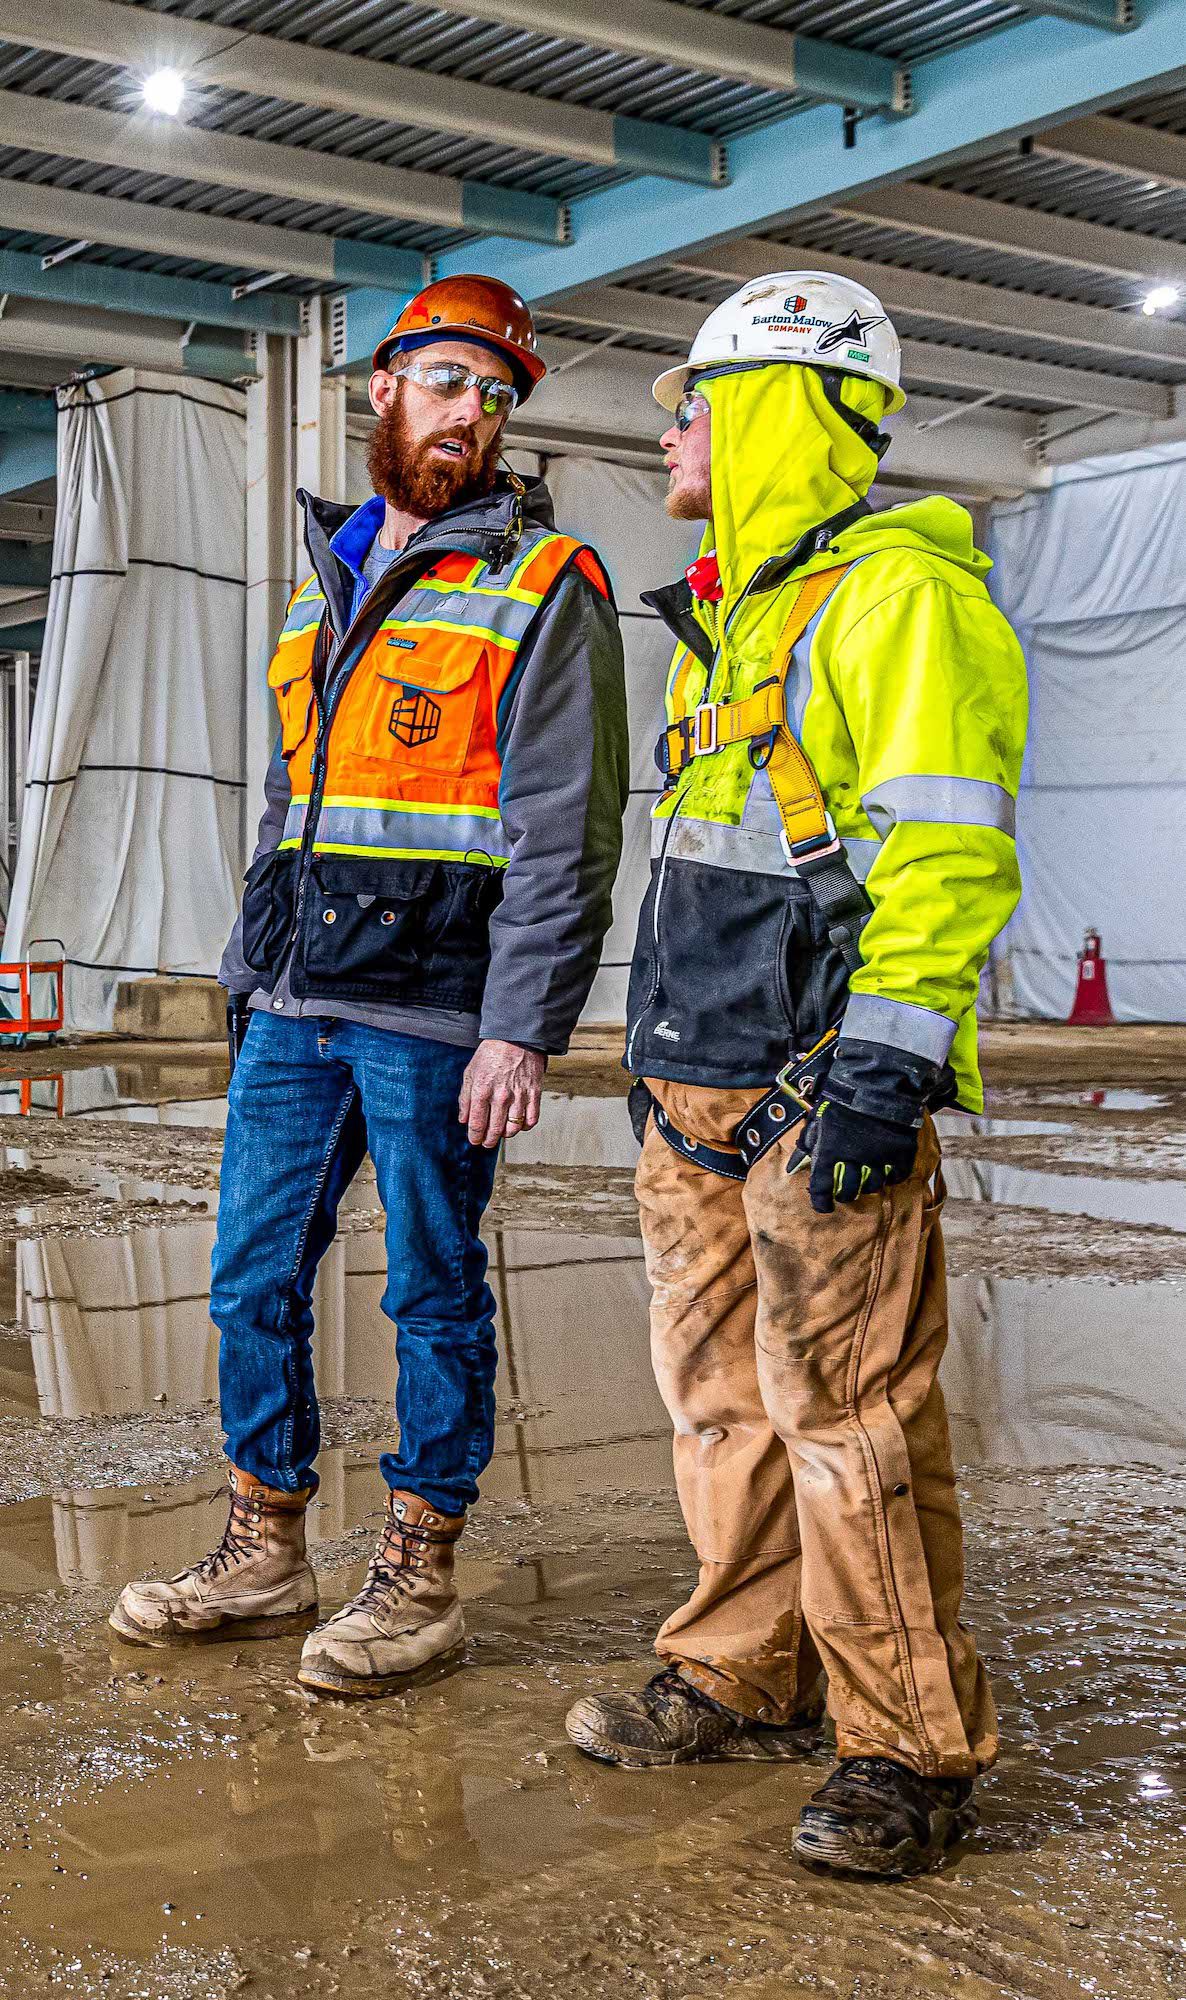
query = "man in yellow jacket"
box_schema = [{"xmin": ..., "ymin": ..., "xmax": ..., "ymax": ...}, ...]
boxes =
[{"xmin": 566, "ymin": 272, "xmax": 1028, "ymax": 1879}]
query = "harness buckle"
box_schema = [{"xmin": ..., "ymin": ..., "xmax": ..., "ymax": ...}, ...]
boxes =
[
  {"xmin": 691, "ymin": 702, "xmax": 719, "ymax": 756},
  {"xmin": 780, "ymin": 813, "xmax": 841, "ymax": 869}
]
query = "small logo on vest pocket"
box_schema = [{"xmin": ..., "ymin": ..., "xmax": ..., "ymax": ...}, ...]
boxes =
[
  {"xmin": 389, "ymin": 686, "xmax": 442, "ymax": 748},
  {"xmin": 386, "ymin": 635, "xmax": 416, "ymax": 650},
  {"xmin": 653, "ymin": 1019, "xmax": 681, "ymax": 1042}
]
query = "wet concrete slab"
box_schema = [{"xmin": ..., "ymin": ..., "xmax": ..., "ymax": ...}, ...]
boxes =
[{"xmin": 0, "ymin": 1045, "xmax": 1185, "ymax": 1996}]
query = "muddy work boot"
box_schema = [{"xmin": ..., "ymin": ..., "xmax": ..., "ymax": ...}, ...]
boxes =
[
  {"xmin": 109, "ymin": 1466, "xmax": 316, "ymax": 1647},
  {"xmin": 297, "ymin": 1490, "xmax": 466, "ymax": 1697},
  {"xmin": 793, "ymin": 1757, "xmax": 977, "ymax": 1878},
  {"xmin": 565, "ymin": 1664, "xmax": 824, "ymax": 1770}
]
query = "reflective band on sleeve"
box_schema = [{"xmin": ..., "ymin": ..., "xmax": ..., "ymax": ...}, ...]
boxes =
[
  {"xmin": 840, "ymin": 992, "xmax": 957, "ymax": 1063},
  {"xmin": 861, "ymin": 775, "xmax": 1016, "ymax": 838}
]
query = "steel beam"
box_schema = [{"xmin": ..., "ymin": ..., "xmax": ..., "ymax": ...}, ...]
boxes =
[
  {"xmin": 0, "ymin": 543, "xmax": 52, "ymax": 590},
  {"xmin": 0, "ymin": 87, "xmax": 566, "ymax": 246},
  {"xmin": 671, "ymin": 238, "xmax": 1186, "ymax": 365},
  {"xmin": 0, "ymin": 433, "xmax": 57, "ymax": 498},
  {"xmin": 559, "ymin": 284, "xmax": 1171, "ymax": 413},
  {"xmin": 1032, "ymin": 110, "xmax": 1186, "ymax": 187},
  {"xmin": 0, "ymin": 389, "xmax": 57, "ymax": 435},
  {"xmin": 1011, "ymin": 0, "xmax": 1132, "ymax": 26},
  {"xmin": 0, "ymin": 620, "xmax": 46, "ymax": 654},
  {"xmin": 396, "ymin": 0, "xmax": 1186, "ymax": 327},
  {"xmin": 0, "ymin": 178, "xmax": 424, "ymax": 289},
  {"xmin": 3, "ymin": 0, "xmax": 722, "ymax": 187},
  {"xmin": 0, "ymin": 247, "xmax": 303, "ymax": 338},
  {"xmin": 840, "ymin": 181, "xmax": 1186, "ymax": 288},
  {"xmin": 412, "ymin": 0, "xmax": 907, "ymax": 111},
  {"xmin": 0, "ymin": 294, "xmax": 254, "ymax": 378}
]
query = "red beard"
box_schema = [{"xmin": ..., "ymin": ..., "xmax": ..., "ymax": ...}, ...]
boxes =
[{"xmin": 366, "ymin": 384, "xmax": 502, "ymax": 518}]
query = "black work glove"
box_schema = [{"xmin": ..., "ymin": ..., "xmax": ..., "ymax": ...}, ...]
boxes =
[
  {"xmin": 799, "ymin": 1097, "xmax": 920, "ymax": 1215},
  {"xmin": 226, "ymin": 994, "xmax": 252, "ymax": 1077}
]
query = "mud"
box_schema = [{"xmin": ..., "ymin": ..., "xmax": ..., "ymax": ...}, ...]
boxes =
[{"xmin": 1, "ymin": 1026, "xmax": 1185, "ymax": 1997}]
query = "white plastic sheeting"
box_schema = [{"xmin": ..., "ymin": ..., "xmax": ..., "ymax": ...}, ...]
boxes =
[
  {"xmin": 989, "ymin": 441, "xmax": 1186, "ymax": 1022},
  {"xmin": 4, "ymin": 370, "xmax": 247, "ymax": 1030}
]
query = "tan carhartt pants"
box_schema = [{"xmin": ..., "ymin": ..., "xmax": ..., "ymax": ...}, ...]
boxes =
[{"xmin": 638, "ymin": 1079, "xmax": 997, "ymax": 1780}]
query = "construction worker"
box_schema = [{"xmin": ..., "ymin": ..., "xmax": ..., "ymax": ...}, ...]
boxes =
[
  {"xmin": 565, "ymin": 272, "xmax": 1027, "ymax": 1878},
  {"xmin": 110, "ymin": 275, "xmax": 629, "ymax": 1694}
]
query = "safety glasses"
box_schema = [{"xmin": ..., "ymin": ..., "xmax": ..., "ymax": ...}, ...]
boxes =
[
  {"xmin": 396, "ymin": 358, "xmax": 518, "ymax": 418},
  {"xmin": 674, "ymin": 389, "xmax": 710, "ymax": 432}
]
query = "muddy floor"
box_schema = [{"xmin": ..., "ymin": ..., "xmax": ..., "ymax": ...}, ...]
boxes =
[{"xmin": 1, "ymin": 1028, "xmax": 1185, "ymax": 1997}]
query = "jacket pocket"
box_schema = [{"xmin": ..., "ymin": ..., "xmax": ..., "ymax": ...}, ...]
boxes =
[
  {"xmin": 267, "ymin": 650, "xmax": 316, "ymax": 761},
  {"xmin": 240, "ymin": 848, "xmax": 298, "ymax": 977},
  {"xmin": 302, "ymin": 857, "xmax": 438, "ymax": 983},
  {"xmin": 352, "ymin": 631, "xmax": 487, "ymax": 777}
]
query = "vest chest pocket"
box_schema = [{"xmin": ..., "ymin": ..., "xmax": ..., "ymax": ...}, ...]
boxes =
[
  {"xmin": 351, "ymin": 630, "xmax": 489, "ymax": 777},
  {"xmin": 267, "ymin": 647, "xmax": 316, "ymax": 761}
]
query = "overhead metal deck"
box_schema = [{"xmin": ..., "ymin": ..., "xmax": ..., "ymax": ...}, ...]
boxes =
[{"xmin": 2, "ymin": 0, "xmax": 1186, "ymax": 465}]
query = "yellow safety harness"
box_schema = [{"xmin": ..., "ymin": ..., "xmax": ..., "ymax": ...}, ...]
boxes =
[
  {"xmin": 649, "ymin": 563, "xmax": 873, "ymax": 1182},
  {"xmin": 657, "ymin": 564, "xmax": 851, "ymax": 860}
]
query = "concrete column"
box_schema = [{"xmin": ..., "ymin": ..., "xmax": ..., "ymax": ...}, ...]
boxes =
[{"xmin": 244, "ymin": 333, "xmax": 295, "ymax": 867}]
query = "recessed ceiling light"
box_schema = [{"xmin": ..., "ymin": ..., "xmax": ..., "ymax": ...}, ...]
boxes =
[
  {"xmin": 1142, "ymin": 284, "xmax": 1179, "ymax": 316},
  {"xmin": 142, "ymin": 68, "xmax": 185, "ymax": 116}
]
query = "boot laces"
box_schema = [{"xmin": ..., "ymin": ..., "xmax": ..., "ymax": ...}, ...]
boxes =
[
  {"xmin": 188, "ymin": 1485, "xmax": 264, "ymax": 1582},
  {"xmin": 352, "ymin": 1511, "xmax": 430, "ymax": 1613}
]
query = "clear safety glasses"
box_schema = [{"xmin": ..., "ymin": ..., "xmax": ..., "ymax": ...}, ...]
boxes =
[
  {"xmin": 395, "ymin": 357, "xmax": 519, "ymax": 418},
  {"xmin": 674, "ymin": 389, "xmax": 710, "ymax": 432}
]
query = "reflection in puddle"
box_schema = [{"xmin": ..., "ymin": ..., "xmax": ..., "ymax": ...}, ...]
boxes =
[{"xmin": 4, "ymin": 1061, "xmax": 1186, "ymax": 1989}]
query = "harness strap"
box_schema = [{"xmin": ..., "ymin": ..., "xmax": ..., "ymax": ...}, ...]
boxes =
[{"xmin": 650, "ymin": 1027, "xmax": 840, "ymax": 1183}]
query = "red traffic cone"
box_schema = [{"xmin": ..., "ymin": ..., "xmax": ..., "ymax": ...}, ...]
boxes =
[{"xmin": 1068, "ymin": 928, "xmax": 1114, "ymax": 1026}]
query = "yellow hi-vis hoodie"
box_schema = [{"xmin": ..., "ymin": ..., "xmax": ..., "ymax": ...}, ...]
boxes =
[{"xmin": 625, "ymin": 365, "xmax": 1028, "ymax": 1114}]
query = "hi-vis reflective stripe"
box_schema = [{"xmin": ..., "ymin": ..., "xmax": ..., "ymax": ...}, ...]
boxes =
[
  {"xmin": 280, "ymin": 795, "xmax": 511, "ymax": 865},
  {"xmin": 651, "ymin": 813, "xmax": 882, "ymax": 882}
]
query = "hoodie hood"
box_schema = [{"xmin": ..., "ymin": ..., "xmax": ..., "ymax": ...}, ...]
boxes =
[{"xmin": 702, "ymin": 364, "xmax": 888, "ymax": 619}]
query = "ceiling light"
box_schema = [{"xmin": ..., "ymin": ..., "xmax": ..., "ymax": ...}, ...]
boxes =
[
  {"xmin": 142, "ymin": 68, "xmax": 185, "ymax": 116},
  {"xmin": 1142, "ymin": 284, "xmax": 1179, "ymax": 316}
]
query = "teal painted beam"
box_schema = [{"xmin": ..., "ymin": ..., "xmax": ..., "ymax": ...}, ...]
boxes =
[
  {"xmin": 0, "ymin": 390, "xmax": 57, "ymax": 435},
  {"xmin": 0, "ymin": 432, "xmax": 57, "ymax": 497},
  {"xmin": 0, "ymin": 619, "xmax": 46, "ymax": 653},
  {"xmin": 1017, "ymin": 0, "xmax": 1133, "ymax": 26},
  {"xmin": 611, "ymin": 120, "xmax": 724, "ymax": 188},
  {"xmin": 338, "ymin": 0, "xmax": 1186, "ymax": 364},
  {"xmin": 182, "ymin": 342, "xmax": 259, "ymax": 384},
  {"xmin": 459, "ymin": 185, "xmax": 571, "ymax": 243},
  {"xmin": 0, "ymin": 542, "xmax": 52, "ymax": 589},
  {"xmin": 0, "ymin": 249, "xmax": 304, "ymax": 337}
]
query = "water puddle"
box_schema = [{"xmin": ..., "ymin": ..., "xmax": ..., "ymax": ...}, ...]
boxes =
[{"xmin": 2, "ymin": 1060, "xmax": 1186, "ymax": 1991}]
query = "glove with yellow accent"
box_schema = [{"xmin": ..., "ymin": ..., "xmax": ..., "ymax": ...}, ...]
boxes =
[{"xmin": 799, "ymin": 1097, "xmax": 919, "ymax": 1216}]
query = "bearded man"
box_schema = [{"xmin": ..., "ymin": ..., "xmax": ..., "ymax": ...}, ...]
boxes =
[{"xmin": 110, "ymin": 277, "xmax": 629, "ymax": 1696}]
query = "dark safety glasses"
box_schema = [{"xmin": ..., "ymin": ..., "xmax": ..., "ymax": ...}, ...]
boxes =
[
  {"xmin": 674, "ymin": 388, "xmax": 711, "ymax": 432},
  {"xmin": 396, "ymin": 358, "xmax": 519, "ymax": 418}
]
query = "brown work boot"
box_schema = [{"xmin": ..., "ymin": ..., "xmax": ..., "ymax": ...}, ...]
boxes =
[
  {"xmin": 297, "ymin": 1489, "xmax": 466, "ymax": 1697},
  {"xmin": 109, "ymin": 1465, "xmax": 317, "ymax": 1647},
  {"xmin": 566, "ymin": 1664, "xmax": 825, "ymax": 1769}
]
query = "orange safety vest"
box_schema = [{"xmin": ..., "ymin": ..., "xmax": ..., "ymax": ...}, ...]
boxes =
[{"xmin": 268, "ymin": 530, "xmax": 606, "ymax": 869}]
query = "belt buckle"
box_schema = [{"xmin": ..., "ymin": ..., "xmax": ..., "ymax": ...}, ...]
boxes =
[{"xmin": 692, "ymin": 702, "xmax": 719, "ymax": 756}]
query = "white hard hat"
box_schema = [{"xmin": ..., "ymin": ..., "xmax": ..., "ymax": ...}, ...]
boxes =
[{"xmin": 653, "ymin": 270, "xmax": 905, "ymax": 415}]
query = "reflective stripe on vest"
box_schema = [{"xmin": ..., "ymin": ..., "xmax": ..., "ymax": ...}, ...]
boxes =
[{"xmin": 268, "ymin": 530, "xmax": 590, "ymax": 867}]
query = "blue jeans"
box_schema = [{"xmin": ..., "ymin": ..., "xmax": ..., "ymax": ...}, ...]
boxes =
[{"xmin": 210, "ymin": 1012, "xmax": 500, "ymax": 1515}]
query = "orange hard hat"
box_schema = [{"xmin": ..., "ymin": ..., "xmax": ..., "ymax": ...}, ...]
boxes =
[{"xmin": 372, "ymin": 274, "xmax": 546, "ymax": 401}]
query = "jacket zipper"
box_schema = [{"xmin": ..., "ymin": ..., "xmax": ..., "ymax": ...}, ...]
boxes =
[{"xmin": 284, "ymin": 519, "xmax": 526, "ymax": 974}]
